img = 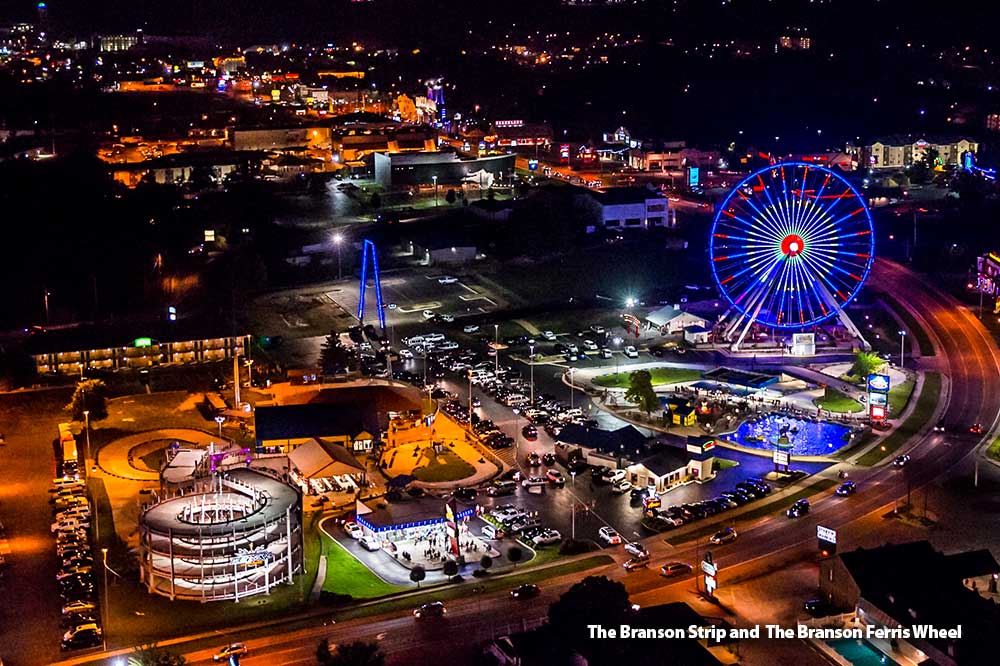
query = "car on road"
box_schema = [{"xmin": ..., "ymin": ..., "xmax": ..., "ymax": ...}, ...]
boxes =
[
  {"xmin": 623, "ymin": 554, "xmax": 651, "ymax": 571},
  {"xmin": 414, "ymin": 601, "xmax": 447, "ymax": 619},
  {"xmin": 463, "ymin": 324, "xmax": 480, "ymax": 333},
  {"xmin": 526, "ymin": 452, "xmax": 542, "ymax": 466},
  {"xmin": 542, "ymin": 452, "xmax": 556, "ymax": 466},
  {"xmin": 660, "ymin": 562, "xmax": 693, "ymax": 578},
  {"xmin": 510, "ymin": 583, "xmax": 542, "ymax": 600},
  {"xmin": 598, "ymin": 526, "xmax": 622, "ymax": 545},
  {"xmin": 623, "ymin": 346, "xmax": 639, "ymax": 358},
  {"xmin": 786, "ymin": 499, "xmax": 810, "ymax": 518},
  {"xmin": 893, "ymin": 454, "xmax": 911, "ymax": 467},
  {"xmin": 454, "ymin": 487, "xmax": 477, "ymax": 502},
  {"xmin": 438, "ymin": 276, "xmax": 459, "ymax": 284},
  {"xmin": 213, "ymin": 643, "xmax": 249, "ymax": 662},
  {"xmin": 546, "ymin": 469, "xmax": 565, "ymax": 486},
  {"xmin": 836, "ymin": 481, "xmax": 857, "ymax": 496},
  {"xmin": 344, "ymin": 521, "xmax": 363, "ymax": 539},
  {"xmin": 522, "ymin": 425, "xmax": 538, "ymax": 440},
  {"xmin": 611, "ymin": 479, "xmax": 632, "ymax": 494},
  {"xmin": 709, "ymin": 527, "xmax": 738, "ymax": 545},
  {"xmin": 61, "ymin": 623, "xmax": 102, "ymax": 651},
  {"xmin": 970, "ymin": 423, "xmax": 985, "ymax": 435},
  {"xmin": 521, "ymin": 476, "xmax": 548, "ymax": 489},
  {"xmin": 624, "ymin": 542, "xmax": 648, "ymax": 559},
  {"xmin": 934, "ymin": 420, "xmax": 946, "ymax": 432},
  {"xmin": 541, "ymin": 331, "xmax": 556, "ymax": 341},
  {"xmin": 531, "ymin": 529, "xmax": 562, "ymax": 547},
  {"xmin": 422, "ymin": 310, "xmax": 436, "ymax": 319},
  {"xmin": 360, "ymin": 534, "xmax": 381, "ymax": 551},
  {"xmin": 487, "ymin": 481, "xmax": 518, "ymax": 497}
]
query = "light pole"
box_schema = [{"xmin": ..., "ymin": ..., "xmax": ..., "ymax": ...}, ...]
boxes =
[
  {"xmin": 432, "ymin": 175, "xmax": 438, "ymax": 207},
  {"xmin": 100, "ymin": 547, "xmax": 109, "ymax": 650},
  {"xmin": 612, "ymin": 336, "xmax": 623, "ymax": 380},
  {"xmin": 332, "ymin": 232, "xmax": 343, "ymax": 280},
  {"xmin": 44, "ymin": 288, "xmax": 50, "ymax": 325},
  {"xmin": 467, "ymin": 369, "xmax": 474, "ymax": 424},
  {"xmin": 214, "ymin": 415, "xmax": 225, "ymax": 439},
  {"xmin": 512, "ymin": 408, "xmax": 520, "ymax": 461},
  {"xmin": 494, "ymin": 324, "xmax": 499, "ymax": 375},
  {"xmin": 898, "ymin": 330, "xmax": 907, "ymax": 369},
  {"xmin": 82, "ymin": 409, "xmax": 91, "ymax": 465},
  {"xmin": 245, "ymin": 358, "xmax": 255, "ymax": 387},
  {"xmin": 569, "ymin": 368, "xmax": 576, "ymax": 410},
  {"xmin": 528, "ymin": 344, "xmax": 535, "ymax": 406}
]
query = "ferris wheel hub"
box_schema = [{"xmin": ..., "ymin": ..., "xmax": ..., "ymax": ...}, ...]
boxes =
[{"xmin": 781, "ymin": 233, "xmax": 805, "ymax": 257}]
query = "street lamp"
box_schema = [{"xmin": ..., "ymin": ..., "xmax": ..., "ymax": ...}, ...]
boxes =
[
  {"xmin": 82, "ymin": 409, "xmax": 91, "ymax": 465},
  {"xmin": 432, "ymin": 175, "xmax": 438, "ymax": 207},
  {"xmin": 569, "ymin": 368, "xmax": 576, "ymax": 410},
  {"xmin": 332, "ymin": 232, "xmax": 343, "ymax": 280},
  {"xmin": 512, "ymin": 408, "xmax": 521, "ymax": 461},
  {"xmin": 245, "ymin": 358, "xmax": 255, "ymax": 387},
  {"xmin": 528, "ymin": 344, "xmax": 535, "ymax": 406},
  {"xmin": 101, "ymin": 547, "xmax": 109, "ymax": 650},
  {"xmin": 467, "ymin": 369, "xmax": 474, "ymax": 424},
  {"xmin": 898, "ymin": 330, "xmax": 907, "ymax": 368},
  {"xmin": 612, "ymin": 336, "xmax": 623, "ymax": 380},
  {"xmin": 494, "ymin": 324, "xmax": 499, "ymax": 375},
  {"xmin": 214, "ymin": 415, "xmax": 225, "ymax": 439}
]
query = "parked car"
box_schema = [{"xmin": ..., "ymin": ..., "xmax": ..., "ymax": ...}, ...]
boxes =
[
  {"xmin": 541, "ymin": 331, "xmax": 556, "ymax": 341},
  {"xmin": 61, "ymin": 600, "xmax": 96, "ymax": 616},
  {"xmin": 599, "ymin": 348, "xmax": 612, "ymax": 359},
  {"xmin": 709, "ymin": 527, "xmax": 738, "ymax": 545},
  {"xmin": 611, "ymin": 479, "xmax": 632, "ymax": 494},
  {"xmin": 598, "ymin": 526, "xmax": 622, "ymax": 545},
  {"xmin": 660, "ymin": 562, "xmax": 693, "ymax": 578},
  {"xmin": 213, "ymin": 643, "xmax": 249, "ymax": 662},
  {"xmin": 422, "ymin": 310, "xmax": 436, "ymax": 319},
  {"xmin": 360, "ymin": 534, "xmax": 381, "ymax": 551},
  {"xmin": 623, "ymin": 346, "xmax": 639, "ymax": 358},
  {"xmin": 510, "ymin": 583, "xmax": 542, "ymax": 599},
  {"xmin": 463, "ymin": 324, "xmax": 480, "ymax": 333},
  {"xmin": 344, "ymin": 521, "xmax": 364, "ymax": 539},
  {"xmin": 531, "ymin": 529, "xmax": 561, "ymax": 547},
  {"xmin": 413, "ymin": 601, "xmax": 447, "ymax": 619},
  {"xmin": 603, "ymin": 469, "xmax": 626, "ymax": 484},
  {"xmin": 61, "ymin": 624, "xmax": 102, "ymax": 651},
  {"xmin": 438, "ymin": 276, "xmax": 459, "ymax": 284},
  {"xmin": 454, "ymin": 487, "xmax": 477, "ymax": 502}
]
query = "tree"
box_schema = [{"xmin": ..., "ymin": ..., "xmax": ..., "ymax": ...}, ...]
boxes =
[
  {"xmin": 323, "ymin": 640, "xmax": 385, "ymax": 666},
  {"xmin": 849, "ymin": 350, "xmax": 885, "ymax": 381},
  {"xmin": 409, "ymin": 564, "xmax": 426, "ymax": 587},
  {"xmin": 624, "ymin": 370, "xmax": 659, "ymax": 415},
  {"xmin": 445, "ymin": 188, "xmax": 456, "ymax": 204},
  {"xmin": 443, "ymin": 559, "xmax": 459, "ymax": 577},
  {"xmin": 370, "ymin": 192, "xmax": 381, "ymax": 210},
  {"xmin": 67, "ymin": 378, "xmax": 109, "ymax": 421},
  {"xmin": 128, "ymin": 643, "xmax": 187, "ymax": 666},
  {"xmin": 316, "ymin": 639, "xmax": 334, "ymax": 665},
  {"xmin": 479, "ymin": 554, "xmax": 493, "ymax": 572},
  {"xmin": 319, "ymin": 332, "xmax": 351, "ymax": 375},
  {"xmin": 548, "ymin": 576, "xmax": 632, "ymax": 660},
  {"xmin": 507, "ymin": 545, "xmax": 523, "ymax": 567}
]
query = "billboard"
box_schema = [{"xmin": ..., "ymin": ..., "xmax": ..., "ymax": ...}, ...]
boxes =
[
  {"xmin": 773, "ymin": 449, "xmax": 790, "ymax": 466},
  {"xmin": 870, "ymin": 404, "xmax": 886, "ymax": 420},
  {"xmin": 817, "ymin": 525, "xmax": 837, "ymax": 543},
  {"xmin": 790, "ymin": 332, "xmax": 815, "ymax": 356},
  {"xmin": 867, "ymin": 374, "xmax": 890, "ymax": 393},
  {"xmin": 687, "ymin": 166, "xmax": 700, "ymax": 189}
]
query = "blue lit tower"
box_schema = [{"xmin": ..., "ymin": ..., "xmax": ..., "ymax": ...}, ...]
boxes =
[
  {"xmin": 357, "ymin": 240, "xmax": 386, "ymax": 330},
  {"xmin": 425, "ymin": 77, "xmax": 446, "ymax": 122},
  {"xmin": 37, "ymin": 2, "xmax": 49, "ymax": 35}
]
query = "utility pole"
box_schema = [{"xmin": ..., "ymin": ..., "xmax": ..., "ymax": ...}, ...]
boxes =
[
  {"xmin": 233, "ymin": 354, "xmax": 241, "ymax": 408},
  {"xmin": 467, "ymin": 370, "xmax": 473, "ymax": 424},
  {"xmin": 494, "ymin": 324, "xmax": 500, "ymax": 376},
  {"xmin": 529, "ymin": 344, "xmax": 535, "ymax": 406},
  {"xmin": 899, "ymin": 330, "xmax": 907, "ymax": 369}
]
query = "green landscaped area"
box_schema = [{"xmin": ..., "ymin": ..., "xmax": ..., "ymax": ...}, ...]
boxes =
[
  {"xmin": 888, "ymin": 378, "xmax": 916, "ymax": 415},
  {"xmin": 813, "ymin": 387, "xmax": 864, "ymax": 413},
  {"xmin": 987, "ymin": 438, "xmax": 1000, "ymax": 462},
  {"xmin": 875, "ymin": 291, "xmax": 936, "ymax": 356},
  {"xmin": 592, "ymin": 367, "xmax": 703, "ymax": 389},
  {"xmin": 322, "ymin": 537, "xmax": 406, "ymax": 599},
  {"xmin": 664, "ymin": 478, "xmax": 839, "ymax": 545},
  {"xmin": 857, "ymin": 372, "xmax": 942, "ymax": 466},
  {"xmin": 411, "ymin": 449, "xmax": 476, "ymax": 482}
]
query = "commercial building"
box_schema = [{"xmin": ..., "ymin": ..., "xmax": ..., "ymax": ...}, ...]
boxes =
[
  {"xmin": 29, "ymin": 326, "xmax": 247, "ymax": 375},
  {"xmin": 860, "ymin": 135, "xmax": 979, "ymax": 169},
  {"xmin": 645, "ymin": 305, "xmax": 708, "ymax": 335},
  {"xmin": 230, "ymin": 126, "xmax": 330, "ymax": 152},
  {"xmin": 332, "ymin": 128, "xmax": 436, "ymax": 163},
  {"xmin": 589, "ymin": 186, "xmax": 670, "ymax": 231},
  {"xmin": 485, "ymin": 120, "xmax": 553, "ymax": 151},
  {"xmin": 974, "ymin": 252, "xmax": 1000, "ymax": 313},
  {"xmin": 138, "ymin": 468, "xmax": 303, "ymax": 602},
  {"xmin": 555, "ymin": 423, "xmax": 650, "ymax": 469},
  {"xmin": 627, "ymin": 141, "xmax": 720, "ymax": 173},
  {"xmin": 820, "ymin": 540, "xmax": 1000, "ymax": 666},
  {"xmin": 373, "ymin": 151, "xmax": 515, "ymax": 188}
]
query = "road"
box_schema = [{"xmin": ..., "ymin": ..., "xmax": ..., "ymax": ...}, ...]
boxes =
[{"xmin": 48, "ymin": 260, "xmax": 1000, "ymax": 666}]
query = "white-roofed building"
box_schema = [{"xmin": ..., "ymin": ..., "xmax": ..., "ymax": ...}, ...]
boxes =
[{"xmin": 645, "ymin": 305, "xmax": 707, "ymax": 335}]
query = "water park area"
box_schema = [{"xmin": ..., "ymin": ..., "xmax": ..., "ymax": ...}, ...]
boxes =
[{"xmin": 724, "ymin": 413, "xmax": 860, "ymax": 457}]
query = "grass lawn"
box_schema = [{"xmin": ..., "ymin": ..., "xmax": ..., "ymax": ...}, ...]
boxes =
[
  {"xmin": 876, "ymin": 291, "xmax": 936, "ymax": 356},
  {"xmin": 592, "ymin": 367, "xmax": 703, "ymax": 389},
  {"xmin": 411, "ymin": 449, "xmax": 476, "ymax": 482},
  {"xmin": 888, "ymin": 378, "xmax": 916, "ymax": 415},
  {"xmin": 857, "ymin": 372, "xmax": 942, "ymax": 466},
  {"xmin": 322, "ymin": 538, "xmax": 406, "ymax": 599},
  {"xmin": 665, "ymin": 478, "xmax": 839, "ymax": 545},
  {"xmin": 987, "ymin": 438, "xmax": 1000, "ymax": 462},
  {"xmin": 813, "ymin": 387, "xmax": 864, "ymax": 413},
  {"xmin": 713, "ymin": 458, "xmax": 739, "ymax": 471}
]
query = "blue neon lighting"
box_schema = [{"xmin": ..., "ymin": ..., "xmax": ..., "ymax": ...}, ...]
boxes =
[{"xmin": 357, "ymin": 239, "xmax": 386, "ymax": 330}]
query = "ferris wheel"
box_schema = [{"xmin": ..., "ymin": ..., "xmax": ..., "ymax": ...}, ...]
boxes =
[{"xmin": 709, "ymin": 162, "xmax": 875, "ymax": 341}]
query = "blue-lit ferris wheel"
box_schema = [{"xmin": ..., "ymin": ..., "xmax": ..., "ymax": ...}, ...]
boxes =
[{"xmin": 709, "ymin": 162, "xmax": 875, "ymax": 333}]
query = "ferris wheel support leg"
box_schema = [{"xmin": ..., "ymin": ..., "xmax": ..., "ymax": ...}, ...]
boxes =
[{"xmin": 835, "ymin": 307, "xmax": 872, "ymax": 350}]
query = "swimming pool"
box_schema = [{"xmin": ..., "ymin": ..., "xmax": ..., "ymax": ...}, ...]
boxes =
[
  {"xmin": 827, "ymin": 638, "xmax": 900, "ymax": 666},
  {"xmin": 726, "ymin": 413, "xmax": 856, "ymax": 456}
]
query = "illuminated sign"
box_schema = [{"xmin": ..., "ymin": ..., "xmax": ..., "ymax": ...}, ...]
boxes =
[
  {"xmin": 133, "ymin": 337, "xmax": 153, "ymax": 348},
  {"xmin": 869, "ymin": 392, "xmax": 887, "ymax": 407},
  {"xmin": 495, "ymin": 119, "xmax": 524, "ymax": 128},
  {"xmin": 870, "ymin": 404, "xmax": 886, "ymax": 420},
  {"xmin": 687, "ymin": 167, "xmax": 700, "ymax": 189},
  {"xmin": 773, "ymin": 449, "xmax": 790, "ymax": 466},
  {"xmin": 233, "ymin": 547, "xmax": 273, "ymax": 566},
  {"xmin": 528, "ymin": 159, "xmax": 539, "ymax": 171},
  {"xmin": 702, "ymin": 552, "xmax": 718, "ymax": 595},
  {"xmin": 817, "ymin": 525, "xmax": 837, "ymax": 544},
  {"xmin": 867, "ymin": 374, "xmax": 890, "ymax": 393}
]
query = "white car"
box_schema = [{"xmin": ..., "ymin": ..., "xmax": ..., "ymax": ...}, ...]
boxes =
[
  {"xmin": 611, "ymin": 479, "xmax": 632, "ymax": 494},
  {"xmin": 541, "ymin": 331, "xmax": 556, "ymax": 341},
  {"xmin": 438, "ymin": 341, "xmax": 459, "ymax": 351},
  {"xmin": 424, "ymin": 333, "xmax": 445, "ymax": 343},
  {"xmin": 599, "ymin": 348, "xmax": 612, "ymax": 359},
  {"xmin": 604, "ymin": 469, "xmax": 626, "ymax": 484},
  {"xmin": 439, "ymin": 314, "xmax": 455, "ymax": 323},
  {"xmin": 623, "ymin": 346, "xmax": 639, "ymax": 358},
  {"xmin": 521, "ymin": 476, "xmax": 548, "ymax": 489},
  {"xmin": 581, "ymin": 340, "xmax": 598, "ymax": 351},
  {"xmin": 463, "ymin": 324, "xmax": 480, "ymax": 333},
  {"xmin": 422, "ymin": 310, "xmax": 436, "ymax": 319},
  {"xmin": 344, "ymin": 521, "xmax": 364, "ymax": 539},
  {"xmin": 438, "ymin": 276, "xmax": 459, "ymax": 284},
  {"xmin": 361, "ymin": 534, "xmax": 382, "ymax": 551},
  {"xmin": 532, "ymin": 529, "xmax": 562, "ymax": 547},
  {"xmin": 590, "ymin": 325, "xmax": 606, "ymax": 334},
  {"xmin": 399, "ymin": 349, "xmax": 414, "ymax": 360},
  {"xmin": 598, "ymin": 526, "xmax": 622, "ymax": 545}
]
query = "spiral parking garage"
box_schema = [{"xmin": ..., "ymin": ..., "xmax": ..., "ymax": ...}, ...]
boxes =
[{"xmin": 138, "ymin": 468, "xmax": 303, "ymax": 602}]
